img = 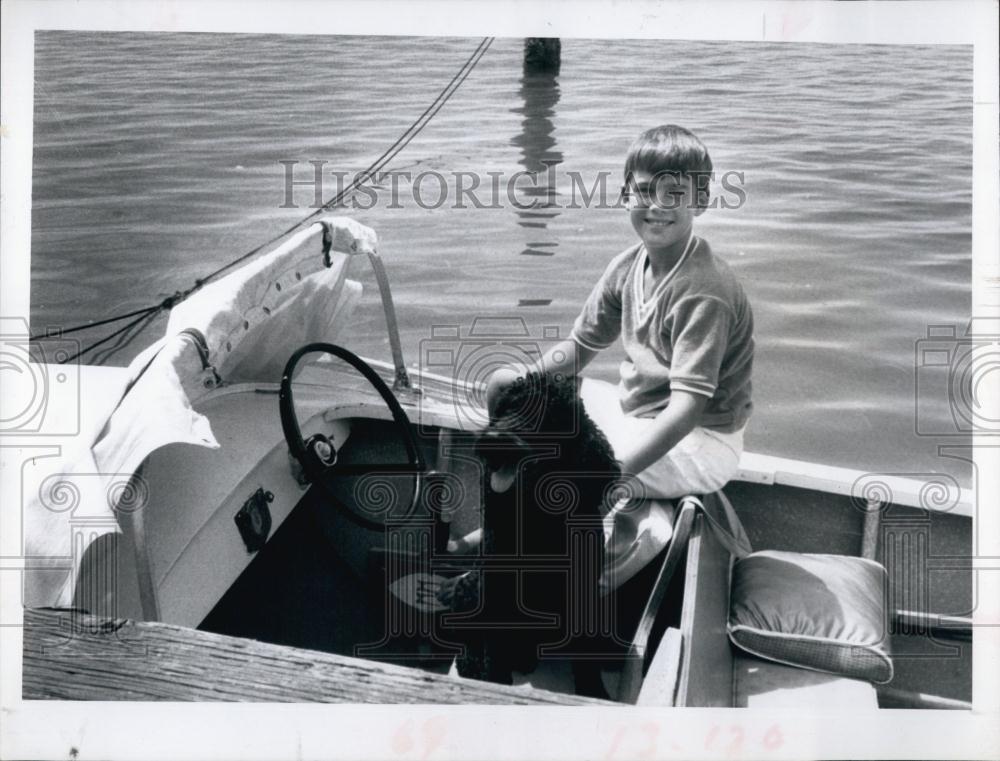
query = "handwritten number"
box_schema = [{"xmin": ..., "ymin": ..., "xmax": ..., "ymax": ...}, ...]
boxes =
[
  {"xmin": 726, "ymin": 725, "xmax": 745, "ymax": 755},
  {"xmin": 604, "ymin": 726, "xmax": 628, "ymax": 760},
  {"xmin": 420, "ymin": 717, "xmax": 447, "ymax": 760},
  {"xmin": 391, "ymin": 717, "xmax": 448, "ymax": 759},
  {"xmin": 638, "ymin": 722, "xmax": 659, "ymax": 759},
  {"xmin": 763, "ymin": 724, "xmax": 784, "ymax": 750},
  {"xmin": 391, "ymin": 720, "xmax": 414, "ymax": 754},
  {"xmin": 604, "ymin": 723, "xmax": 659, "ymax": 760},
  {"xmin": 705, "ymin": 724, "xmax": 720, "ymax": 750}
]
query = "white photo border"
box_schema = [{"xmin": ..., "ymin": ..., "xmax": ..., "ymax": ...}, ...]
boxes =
[{"xmin": 2, "ymin": 1, "xmax": 998, "ymax": 759}]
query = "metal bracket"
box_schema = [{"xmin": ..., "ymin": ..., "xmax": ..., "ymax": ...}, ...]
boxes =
[
  {"xmin": 234, "ymin": 487, "xmax": 274, "ymax": 553},
  {"xmin": 321, "ymin": 219, "xmax": 421, "ymax": 399}
]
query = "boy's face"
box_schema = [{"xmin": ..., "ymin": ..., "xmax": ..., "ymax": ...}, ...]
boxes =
[{"xmin": 626, "ymin": 170, "xmax": 704, "ymax": 253}]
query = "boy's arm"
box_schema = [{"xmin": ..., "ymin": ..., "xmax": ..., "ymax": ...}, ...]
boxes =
[
  {"xmin": 536, "ymin": 338, "xmax": 598, "ymax": 377},
  {"xmin": 618, "ymin": 390, "xmax": 707, "ymax": 477}
]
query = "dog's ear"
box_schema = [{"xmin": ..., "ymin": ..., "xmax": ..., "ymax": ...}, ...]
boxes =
[
  {"xmin": 473, "ymin": 429, "xmax": 529, "ymax": 466},
  {"xmin": 474, "ymin": 429, "xmax": 529, "ymax": 494}
]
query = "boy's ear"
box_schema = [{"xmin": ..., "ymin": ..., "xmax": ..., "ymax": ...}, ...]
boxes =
[{"xmin": 691, "ymin": 171, "xmax": 711, "ymax": 216}]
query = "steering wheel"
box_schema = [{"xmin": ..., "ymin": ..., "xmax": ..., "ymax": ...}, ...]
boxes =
[{"xmin": 279, "ymin": 342, "xmax": 426, "ymax": 531}]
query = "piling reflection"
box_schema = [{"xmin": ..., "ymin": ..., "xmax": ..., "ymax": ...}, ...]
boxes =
[{"xmin": 510, "ymin": 68, "xmax": 562, "ymax": 257}]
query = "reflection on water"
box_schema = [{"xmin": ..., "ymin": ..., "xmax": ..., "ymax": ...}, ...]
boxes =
[{"xmin": 511, "ymin": 70, "xmax": 562, "ymax": 262}]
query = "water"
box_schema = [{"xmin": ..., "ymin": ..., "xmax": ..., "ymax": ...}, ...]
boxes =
[{"xmin": 30, "ymin": 32, "xmax": 973, "ymax": 487}]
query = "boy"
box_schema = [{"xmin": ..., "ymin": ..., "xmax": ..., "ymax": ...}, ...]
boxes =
[{"xmin": 487, "ymin": 125, "xmax": 754, "ymax": 590}]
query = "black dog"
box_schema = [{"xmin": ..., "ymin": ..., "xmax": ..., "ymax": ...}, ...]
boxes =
[{"xmin": 445, "ymin": 372, "xmax": 620, "ymax": 696}]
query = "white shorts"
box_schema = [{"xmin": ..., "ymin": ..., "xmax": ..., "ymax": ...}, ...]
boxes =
[{"xmin": 578, "ymin": 378, "xmax": 746, "ymax": 591}]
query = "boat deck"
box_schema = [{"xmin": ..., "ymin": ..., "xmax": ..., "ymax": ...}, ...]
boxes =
[{"xmin": 22, "ymin": 608, "xmax": 615, "ymax": 705}]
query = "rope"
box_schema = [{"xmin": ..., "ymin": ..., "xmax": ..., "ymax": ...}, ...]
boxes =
[
  {"xmin": 90, "ymin": 307, "xmax": 163, "ymax": 366},
  {"xmin": 28, "ymin": 304, "xmax": 160, "ymax": 341},
  {"xmin": 32, "ymin": 37, "xmax": 495, "ymax": 364},
  {"xmin": 58, "ymin": 308, "xmax": 162, "ymax": 365}
]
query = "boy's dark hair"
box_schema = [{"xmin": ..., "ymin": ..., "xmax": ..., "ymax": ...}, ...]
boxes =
[{"xmin": 624, "ymin": 125, "xmax": 713, "ymax": 209}]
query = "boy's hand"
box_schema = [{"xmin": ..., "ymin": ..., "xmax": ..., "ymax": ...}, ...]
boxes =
[
  {"xmin": 446, "ymin": 528, "xmax": 482, "ymax": 555},
  {"xmin": 435, "ymin": 571, "xmax": 473, "ymax": 606}
]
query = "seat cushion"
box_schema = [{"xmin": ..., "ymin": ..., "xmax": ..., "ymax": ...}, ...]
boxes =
[
  {"xmin": 728, "ymin": 551, "xmax": 893, "ymax": 684},
  {"xmin": 732, "ymin": 653, "xmax": 879, "ymax": 708}
]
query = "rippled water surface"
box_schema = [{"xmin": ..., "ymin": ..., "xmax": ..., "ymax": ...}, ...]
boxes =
[{"xmin": 30, "ymin": 33, "xmax": 973, "ymax": 486}]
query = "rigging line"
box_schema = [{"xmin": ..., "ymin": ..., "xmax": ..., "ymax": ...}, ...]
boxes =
[
  {"xmin": 34, "ymin": 36, "xmax": 495, "ymax": 356},
  {"xmin": 59, "ymin": 308, "xmax": 166, "ymax": 365},
  {"xmin": 28, "ymin": 305, "xmax": 160, "ymax": 342},
  {"xmin": 335, "ymin": 38, "xmax": 492, "ymax": 187},
  {"xmin": 309, "ymin": 40, "xmax": 494, "ymax": 216},
  {"xmin": 309, "ymin": 37, "xmax": 495, "ymax": 213},
  {"xmin": 89, "ymin": 307, "xmax": 163, "ymax": 366}
]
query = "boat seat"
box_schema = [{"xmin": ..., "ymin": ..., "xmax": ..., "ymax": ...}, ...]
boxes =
[
  {"xmin": 733, "ymin": 653, "xmax": 879, "ymax": 708},
  {"xmin": 637, "ymin": 491, "xmax": 882, "ymax": 708}
]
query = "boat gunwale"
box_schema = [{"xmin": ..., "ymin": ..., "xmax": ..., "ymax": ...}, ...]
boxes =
[{"xmin": 202, "ymin": 357, "xmax": 975, "ymax": 517}]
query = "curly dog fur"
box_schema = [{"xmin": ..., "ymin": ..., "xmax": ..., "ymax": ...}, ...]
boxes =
[{"xmin": 448, "ymin": 372, "xmax": 620, "ymax": 694}]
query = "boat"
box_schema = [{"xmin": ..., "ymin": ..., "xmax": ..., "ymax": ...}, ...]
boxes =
[{"xmin": 19, "ymin": 217, "xmax": 973, "ymax": 708}]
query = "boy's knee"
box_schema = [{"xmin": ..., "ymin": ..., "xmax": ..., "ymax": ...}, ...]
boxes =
[{"xmin": 486, "ymin": 367, "xmax": 521, "ymax": 415}]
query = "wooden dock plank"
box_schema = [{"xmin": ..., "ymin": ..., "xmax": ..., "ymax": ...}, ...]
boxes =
[{"xmin": 22, "ymin": 609, "xmax": 615, "ymax": 705}]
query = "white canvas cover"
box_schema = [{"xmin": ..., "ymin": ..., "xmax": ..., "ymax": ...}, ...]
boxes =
[{"xmin": 22, "ymin": 217, "xmax": 371, "ymax": 607}]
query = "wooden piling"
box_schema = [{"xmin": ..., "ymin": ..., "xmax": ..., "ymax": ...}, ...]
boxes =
[{"xmin": 524, "ymin": 38, "xmax": 561, "ymax": 73}]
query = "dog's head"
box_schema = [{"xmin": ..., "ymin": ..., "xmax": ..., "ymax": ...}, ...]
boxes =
[{"xmin": 474, "ymin": 372, "xmax": 620, "ymax": 502}]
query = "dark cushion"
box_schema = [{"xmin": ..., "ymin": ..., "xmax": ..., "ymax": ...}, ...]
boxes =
[{"xmin": 728, "ymin": 550, "xmax": 893, "ymax": 684}]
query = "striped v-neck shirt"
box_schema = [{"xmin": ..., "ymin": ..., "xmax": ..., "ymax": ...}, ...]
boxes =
[{"xmin": 570, "ymin": 237, "xmax": 754, "ymax": 432}]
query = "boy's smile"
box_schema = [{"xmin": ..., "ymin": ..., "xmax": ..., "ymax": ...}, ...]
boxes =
[{"xmin": 626, "ymin": 170, "xmax": 704, "ymax": 264}]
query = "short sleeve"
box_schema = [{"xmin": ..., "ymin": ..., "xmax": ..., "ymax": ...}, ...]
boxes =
[
  {"xmin": 668, "ymin": 296, "xmax": 734, "ymax": 398},
  {"xmin": 569, "ymin": 251, "xmax": 631, "ymax": 351}
]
